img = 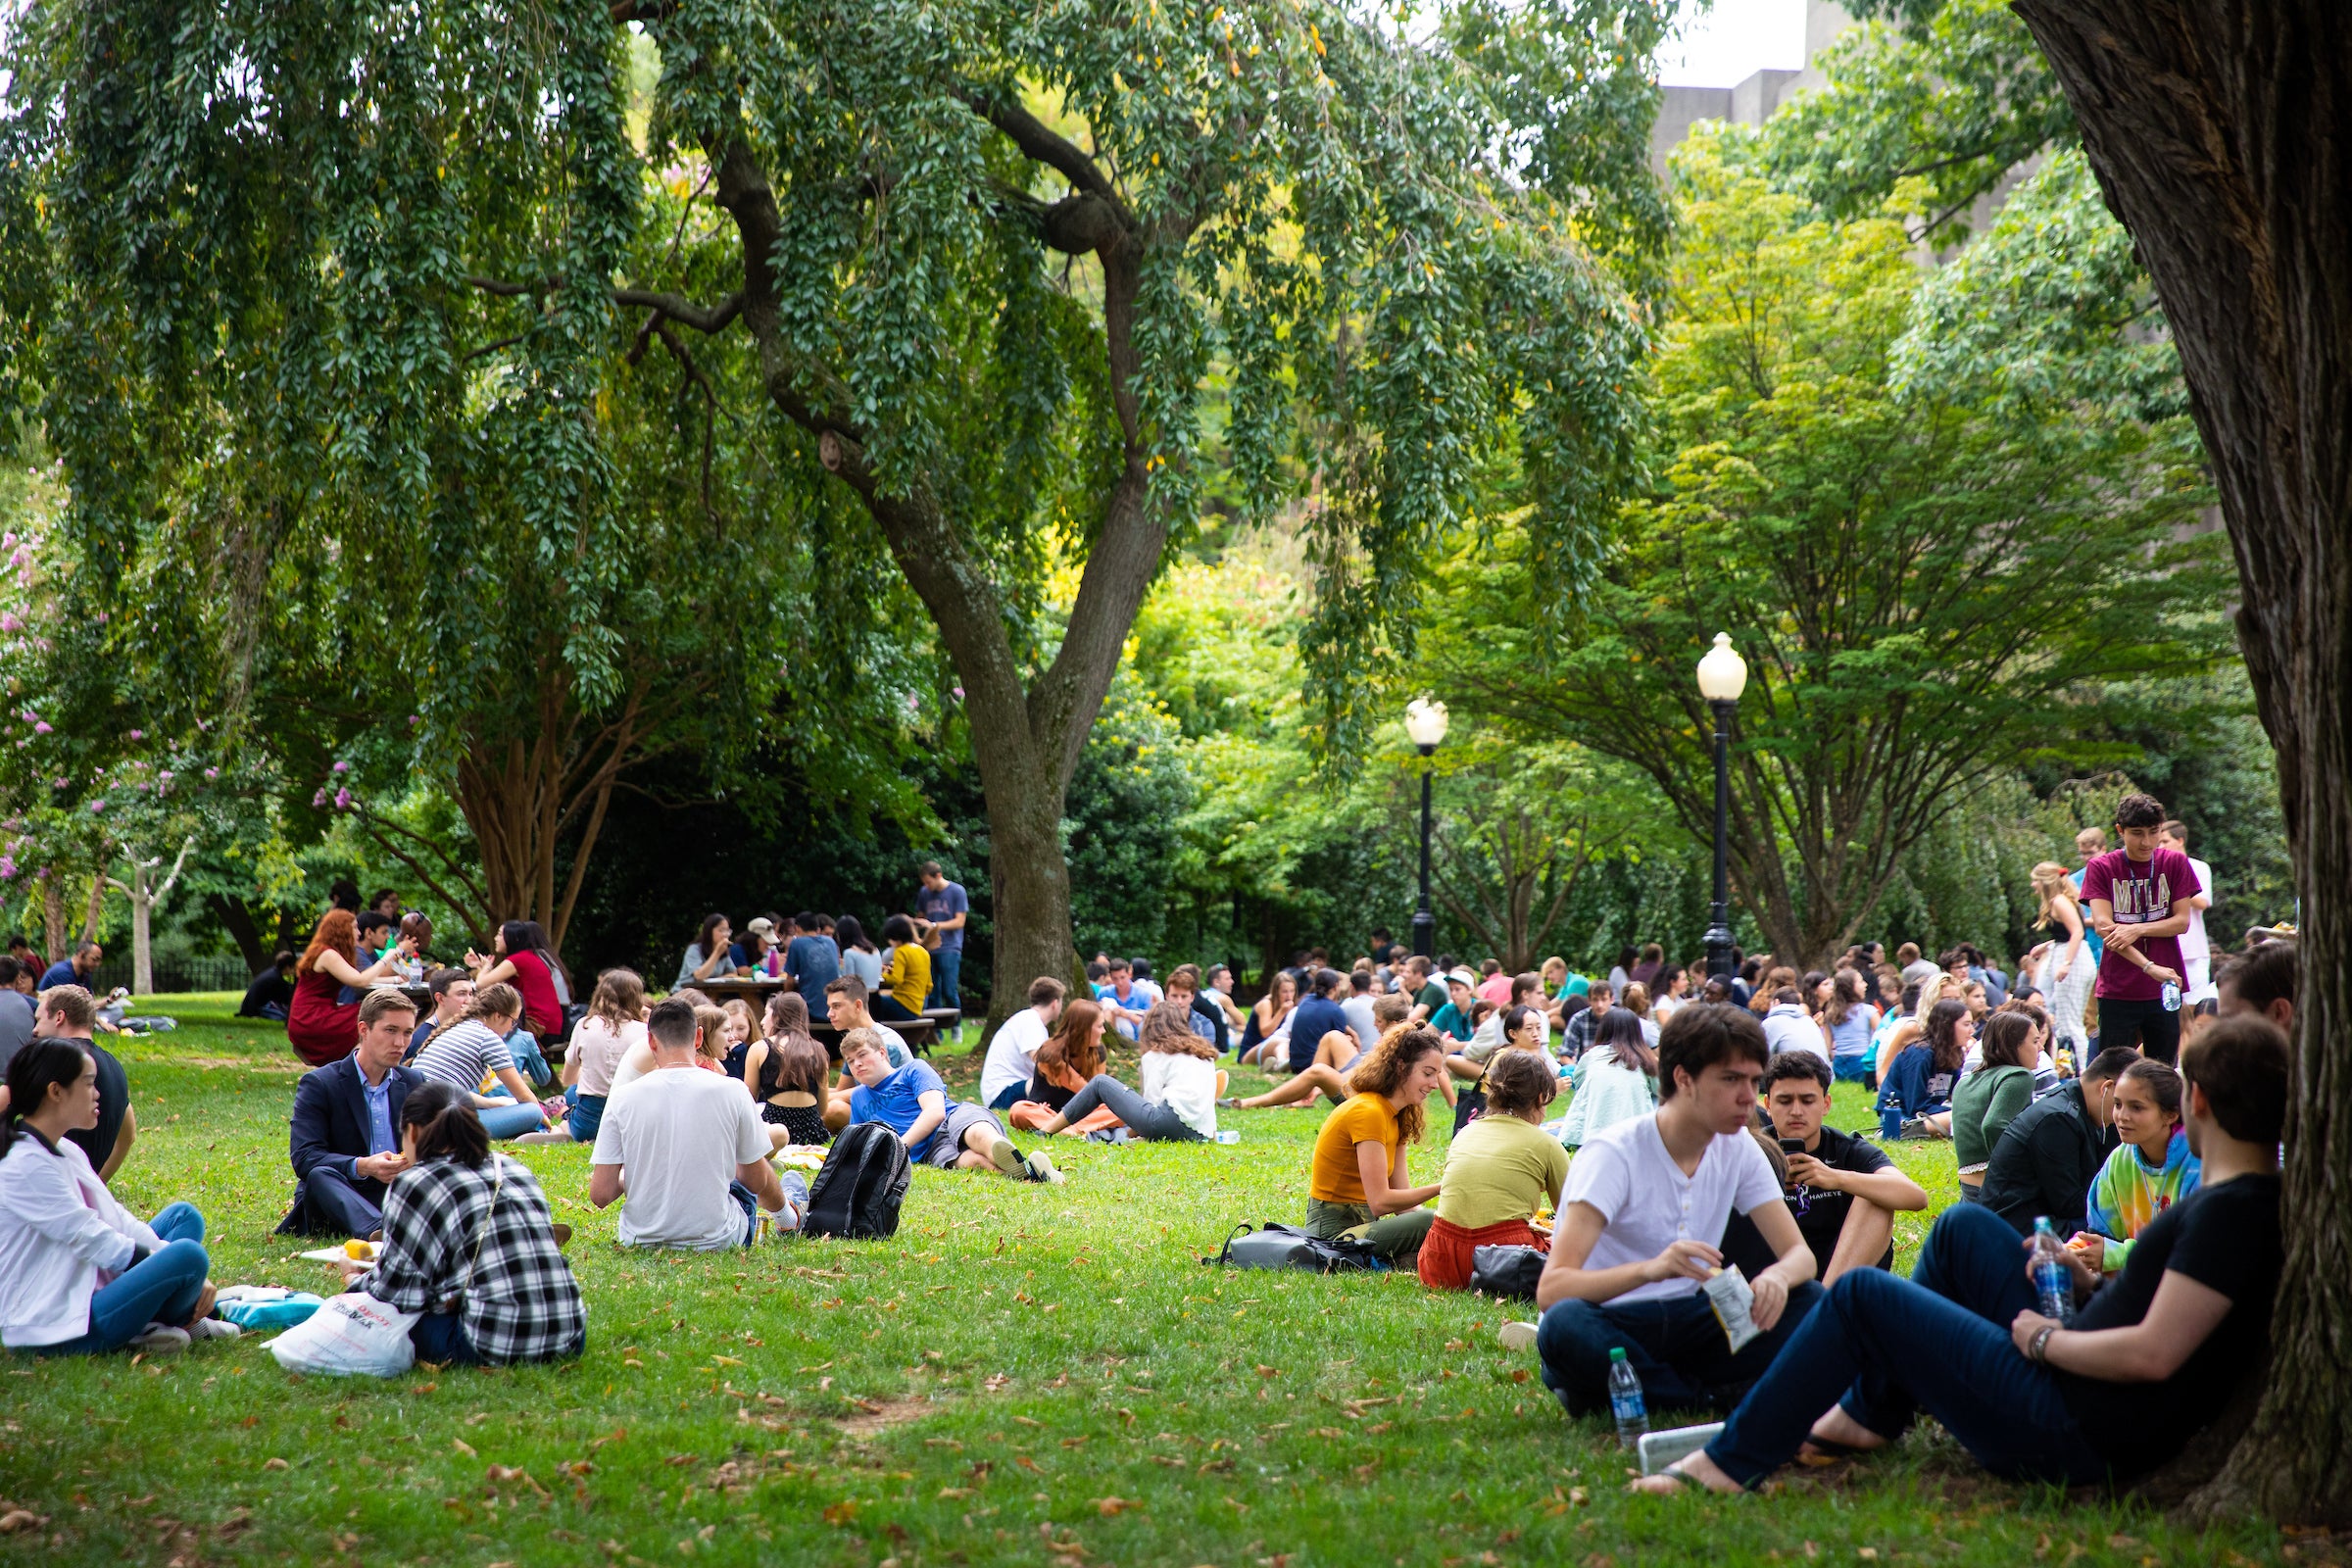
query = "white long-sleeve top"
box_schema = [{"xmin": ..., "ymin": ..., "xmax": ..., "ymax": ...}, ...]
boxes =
[
  {"xmin": 1139, "ymin": 1051, "xmax": 1218, "ymax": 1139},
  {"xmin": 0, "ymin": 1129, "xmax": 161, "ymax": 1348}
]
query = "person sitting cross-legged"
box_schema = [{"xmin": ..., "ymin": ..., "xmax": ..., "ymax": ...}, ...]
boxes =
[
  {"xmin": 1419, "ymin": 1050, "xmax": 1567, "ymax": 1291},
  {"xmin": 841, "ymin": 1028, "xmax": 1060, "ymax": 1183},
  {"xmin": 589, "ymin": 998, "xmax": 802, "ymax": 1250},
  {"xmin": 1025, "ymin": 1002, "xmax": 1220, "ymax": 1144},
  {"xmin": 354, "ymin": 1083, "xmax": 585, "ymax": 1365},
  {"xmin": 0, "ymin": 1039, "xmax": 218, "ymax": 1355},
  {"xmin": 1504, "ymin": 1003, "xmax": 1825, "ymax": 1420},
  {"xmin": 1981, "ymin": 1046, "xmax": 2132, "ymax": 1239},
  {"xmin": 1300, "ymin": 1025, "xmax": 1453, "ymax": 1264},
  {"xmin": 1634, "ymin": 1014, "xmax": 2290, "ymax": 1495},
  {"xmin": 1724, "ymin": 1052, "xmax": 1928, "ymax": 1288},
  {"xmin": 406, "ymin": 983, "xmax": 555, "ymax": 1141},
  {"xmin": 276, "ymin": 987, "xmax": 425, "ymax": 1239},
  {"xmin": 1226, "ymin": 993, "xmax": 1411, "ymax": 1111}
]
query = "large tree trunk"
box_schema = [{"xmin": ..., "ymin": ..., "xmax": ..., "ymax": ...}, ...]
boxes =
[
  {"xmin": 40, "ymin": 875, "xmax": 66, "ymax": 965},
  {"xmin": 704, "ymin": 131, "xmax": 1167, "ymax": 1036},
  {"xmin": 206, "ymin": 893, "xmax": 270, "ymax": 974},
  {"xmin": 2010, "ymin": 0, "xmax": 2352, "ymax": 1525}
]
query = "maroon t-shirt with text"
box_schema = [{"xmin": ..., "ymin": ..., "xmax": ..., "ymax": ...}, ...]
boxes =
[{"xmin": 2080, "ymin": 847, "xmax": 2201, "ymax": 1002}]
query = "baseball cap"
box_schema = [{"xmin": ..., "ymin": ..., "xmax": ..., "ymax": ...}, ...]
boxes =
[
  {"xmin": 1446, "ymin": 967, "xmax": 1477, "ymax": 988},
  {"xmin": 745, "ymin": 917, "xmax": 776, "ymax": 937}
]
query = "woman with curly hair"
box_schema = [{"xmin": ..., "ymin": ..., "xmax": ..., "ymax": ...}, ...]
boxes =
[
  {"xmin": 286, "ymin": 908, "xmax": 412, "ymax": 1067},
  {"xmin": 1303, "ymin": 1026, "xmax": 1451, "ymax": 1262}
]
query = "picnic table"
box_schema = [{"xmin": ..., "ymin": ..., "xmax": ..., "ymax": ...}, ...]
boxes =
[{"xmin": 688, "ymin": 976, "xmax": 941, "ymax": 1055}]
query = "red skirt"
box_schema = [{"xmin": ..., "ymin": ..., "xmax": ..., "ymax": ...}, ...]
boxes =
[{"xmin": 1417, "ymin": 1214, "xmax": 1548, "ymax": 1291}]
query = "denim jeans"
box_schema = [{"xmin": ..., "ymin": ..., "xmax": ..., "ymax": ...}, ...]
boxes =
[
  {"xmin": 474, "ymin": 1094, "xmax": 550, "ymax": 1141},
  {"xmin": 1705, "ymin": 1202, "xmax": 2108, "ymax": 1488},
  {"xmin": 411, "ymin": 1310, "xmax": 482, "ymax": 1366},
  {"xmin": 1537, "ymin": 1279, "xmax": 1825, "ymax": 1418},
  {"xmin": 504, "ymin": 1028, "xmax": 554, "ymax": 1088},
  {"xmin": 928, "ymin": 950, "xmax": 962, "ymax": 1010},
  {"xmin": 986, "ymin": 1081, "xmax": 1026, "ymax": 1113},
  {"xmin": 567, "ymin": 1093, "xmax": 608, "ymax": 1144},
  {"xmin": 1055, "ymin": 1073, "xmax": 1204, "ymax": 1143},
  {"xmin": 38, "ymin": 1202, "xmax": 210, "ymax": 1354}
]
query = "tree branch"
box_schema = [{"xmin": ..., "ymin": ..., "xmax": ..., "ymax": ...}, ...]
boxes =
[
  {"xmin": 956, "ymin": 85, "xmax": 1133, "ymax": 229},
  {"xmin": 613, "ymin": 287, "xmax": 744, "ymax": 335}
]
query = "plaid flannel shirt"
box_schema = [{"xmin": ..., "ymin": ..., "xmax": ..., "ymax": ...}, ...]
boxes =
[{"xmin": 368, "ymin": 1153, "xmax": 584, "ymax": 1364}]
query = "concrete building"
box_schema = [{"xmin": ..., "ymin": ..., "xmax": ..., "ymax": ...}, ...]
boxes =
[{"xmin": 1649, "ymin": 2, "xmax": 1854, "ymax": 174}]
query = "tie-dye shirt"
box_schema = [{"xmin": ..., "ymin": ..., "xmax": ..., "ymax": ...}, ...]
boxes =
[{"xmin": 2084, "ymin": 1128, "xmax": 2201, "ymax": 1271}]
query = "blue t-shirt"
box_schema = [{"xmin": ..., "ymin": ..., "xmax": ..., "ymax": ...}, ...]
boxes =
[
  {"xmin": 849, "ymin": 1058, "xmax": 952, "ymax": 1161},
  {"xmin": 1286, "ymin": 996, "xmax": 1353, "ymax": 1073},
  {"xmin": 2070, "ymin": 867, "xmax": 2106, "ymax": 965},
  {"xmin": 784, "ymin": 935, "xmax": 840, "ymax": 1011},
  {"xmin": 37, "ymin": 958, "xmax": 79, "ymax": 991},
  {"xmin": 916, "ymin": 881, "xmax": 969, "ymax": 953}
]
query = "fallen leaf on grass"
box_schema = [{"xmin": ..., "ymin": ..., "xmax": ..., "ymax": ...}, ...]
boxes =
[
  {"xmin": 263, "ymin": 1458, "xmax": 289, "ymax": 1472},
  {"xmin": 1015, "ymin": 1457, "xmax": 1043, "ymax": 1473},
  {"xmin": 821, "ymin": 1501, "xmax": 858, "ymax": 1526},
  {"xmin": 1095, "ymin": 1497, "xmax": 1132, "ymax": 1516},
  {"xmin": 451, "ymin": 1438, "xmax": 476, "ymax": 1457},
  {"xmin": 1060, "ymin": 1437, "xmax": 1088, "ymax": 1449},
  {"xmin": 0, "ymin": 1509, "xmax": 50, "ymax": 1535},
  {"xmin": 983, "ymin": 1373, "xmax": 1012, "ymax": 1393},
  {"xmin": 937, "ymin": 1488, "xmax": 972, "ymax": 1500},
  {"xmin": 1254, "ymin": 1364, "xmax": 1279, "ymax": 1378}
]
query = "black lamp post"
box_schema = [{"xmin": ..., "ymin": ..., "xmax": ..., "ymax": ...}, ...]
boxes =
[
  {"xmin": 1696, "ymin": 633, "xmax": 1748, "ymax": 981},
  {"xmin": 1405, "ymin": 697, "xmax": 1449, "ymax": 958}
]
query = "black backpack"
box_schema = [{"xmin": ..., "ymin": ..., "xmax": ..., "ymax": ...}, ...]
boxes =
[{"xmin": 801, "ymin": 1123, "xmax": 912, "ymax": 1240}]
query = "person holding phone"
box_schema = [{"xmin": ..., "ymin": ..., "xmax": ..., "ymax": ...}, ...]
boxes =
[{"xmin": 1726, "ymin": 1053, "xmax": 1928, "ymax": 1287}]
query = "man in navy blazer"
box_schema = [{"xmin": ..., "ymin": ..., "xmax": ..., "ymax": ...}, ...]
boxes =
[{"xmin": 277, "ymin": 987, "xmax": 423, "ymax": 1237}]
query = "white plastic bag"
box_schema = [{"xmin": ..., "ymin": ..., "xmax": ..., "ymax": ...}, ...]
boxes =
[{"xmin": 266, "ymin": 1290, "xmax": 420, "ymax": 1378}]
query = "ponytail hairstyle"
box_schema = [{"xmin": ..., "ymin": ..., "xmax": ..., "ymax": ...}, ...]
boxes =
[
  {"xmin": 398, "ymin": 910, "xmax": 434, "ymax": 954},
  {"xmin": 1345, "ymin": 1026, "xmax": 1447, "ymax": 1144},
  {"xmin": 2119, "ymin": 1056, "xmax": 2184, "ymax": 1124},
  {"xmin": 419, "ymin": 980, "xmax": 523, "ymax": 1055},
  {"xmin": 590, "ymin": 967, "xmax": 647, "ymax": 1032},
  {"xmin": 1, "ymin": 1039, "xmax": 93, "ymax": 1158},
  {"xmin": 400, "ymin": 1080, "xmax": 490, "ymax": 1167}
]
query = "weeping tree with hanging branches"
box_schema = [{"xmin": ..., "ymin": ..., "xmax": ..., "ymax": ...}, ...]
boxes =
[{"xmin": 0, "ymin": 0, "xmax": 1659, "ymax": 1023}]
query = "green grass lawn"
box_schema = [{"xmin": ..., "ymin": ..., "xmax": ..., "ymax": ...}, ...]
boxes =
[{"xmin": 0, "ymin": 997, "xmax": 2300, "ymax": 1567}]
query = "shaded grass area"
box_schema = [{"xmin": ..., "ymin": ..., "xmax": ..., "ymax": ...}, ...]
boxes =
[{"xmin": 0, "ymin": 996, "xmax": 2302, "ymax": 1567}]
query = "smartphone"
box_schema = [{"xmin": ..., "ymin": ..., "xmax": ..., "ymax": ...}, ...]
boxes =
[{"xmin": 1777, "ymin": 1138, "xmax": 1806, "ymax": 1156}]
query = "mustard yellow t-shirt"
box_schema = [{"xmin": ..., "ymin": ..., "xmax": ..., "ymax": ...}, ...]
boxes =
[
  {"xmin": 1435, "ymin": 1112, "xmax": 1570, "ymax": 1230},
  {"xmin": 884, "ymin": 942, "xmax": 932, "ymax": 1016},
  {"xmin": 1311, "ymin": 1094, "xmax": 1401, "ymax": 1204}
]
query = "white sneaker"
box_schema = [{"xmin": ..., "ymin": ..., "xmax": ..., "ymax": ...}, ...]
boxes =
[
  {"xmin": 1024, "ymin": 1152, "xmax": 1065, "ymax": 1185},
  {"xmin": 188, "ymin": 1317, "xmax": 241, "ymax": 1342},
  {"xmin": 128, "ymin": 1323, "xmax": 191, "ymax": 1354},
  {"xmin": 1497, "ymin": 1320, "xmax": 1539, "ymax": 1353}
]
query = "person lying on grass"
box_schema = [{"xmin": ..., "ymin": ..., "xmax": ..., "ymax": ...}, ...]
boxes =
[
  {"xmin": 1633, "ymin": 1014, "xmax": 2287, "ymax": 1496},
  {"xmin": 1022, "ymin": 1002, "xmax": 1222, "ymax": 1144},
  {"xmin": 0, "ymin": 1038, "xmax": 218, "ymax": 1355},
  {"xmin": 1301, "ymin": 1025, "xmax": 1451, "ymax": 1263},
  {"xmin": 1419, "ymin": 1049, "xmax": 1566, "ymax": 1291},
  {"xmin": 357, "ymin": 1081, "xmax": 585, "ymax": 1367},
  {"xmin": 1502, "ymin": 1004, "xmax": 1824, "ymax": 1420},
  {"xmin": 2075, "ymin": 1057, "xmax": 2198, "ymax": 1275},
  {"xmin": 591, "ymin": 998, "xmax": 803, "ymax": 1250},
  {"xmin": 841, "ymin": 1029, "xmax": 1061, "ymax": 1184},
  {"xmin": 1224, "ymin": 993, "xmax": 1411, "ymax": 1111}
]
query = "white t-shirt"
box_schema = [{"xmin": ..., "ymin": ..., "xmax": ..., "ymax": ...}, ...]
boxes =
[
  {"xmin": 1140, "ymin": 1051, "xmax": 1218, "ymax": 1137},
  {"xmin": 590, "ymin": 1066, "xmax": 771, "ymax": 1250},
  {"xmin": 1560, "ymin": 1111, "xmax": 1783, "ymax": 1304},
  {"xmin": 981, "ymin": 1007, "xmax": 1054, "ymax": 1106},
  {"xmin": 1341, "ymin": 995, "xmax": 1381, "ymax": 1054},
  {"xmin": 2178, "ymin": 855, "xmax": 2215, "ymax": 965}
]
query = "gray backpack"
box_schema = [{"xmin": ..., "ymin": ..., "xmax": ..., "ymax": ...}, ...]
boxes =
[{"xmin": 1203, "ymin": 1222, "xmax": 1383, "ymax": 1273}]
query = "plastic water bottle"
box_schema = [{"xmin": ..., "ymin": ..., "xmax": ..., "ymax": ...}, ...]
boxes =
[
  {"xmin": 1214, "ymin": 1129, "xmax": 1241, "ymax": 1145},
  {"xmin": 1607, "ymin": 1348, "xmax": 1648, "ymax": 1447},
  {"xmin": 2160, "ymin": 979, "xmax": 2181, "ymax": 1012},
  {"xmin": 2031, "ymin": 1217, "xmax": 2077, "ymax": 1326}
]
